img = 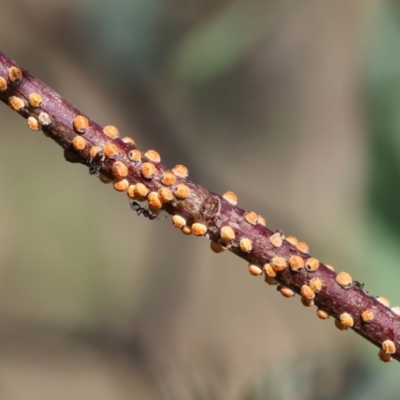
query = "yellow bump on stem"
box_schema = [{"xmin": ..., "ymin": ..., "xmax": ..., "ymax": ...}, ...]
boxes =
[
  {"xmin": 28, "ymin": 92, "xmax": 42, "ymax": 107},
  {"xmin": 172, "ymin": 164, "xmax": 188, "ymax": 178},
  {"xmin": 279, "ymin": 285, "xmax": 295, "ymax": 298},
  {"xmin": 300, "ymin": 285, "xmax": 315, "ymax": 300},
  {"xmin": 301, "ymin": 297, "xmax": 314, "ymax": 307},
  {"xmin": 257, "ymin": 215, "xmax": 266, "ymax": 226},
  {"xmin": 104, "ymin": 142, "xmax": 119, "ymax": 158},
  {"xmin": 172, "ymin": 215, "xmax": 186, "ymax": 228},
  {"xmin": 103, "ymin": 125, "xmax": 119, "ymax": 139},
  {"xmin": 223, "ymin": 191, "xmax": 238, "ymax": 205},
  {"xmin": 99, "ymin": 174, "xmax": 112, "ymax": 184},
  {"xmin": 8, "ymin": 96, "xmax": 24, "ymax": 111},
  {"xmin": 27, "ymin": 117, "xmax": 40, "ymax": 131},
  {"xmin": 0, "ymin": 76, "xmax": 7, "ymax": 91},
  {"xmin": 248, "ymin": 264, "xmax": 263, "ymax": 276},
  {"xmin": 382, "ymin": 340, "xmax": 396, "ymax": 355},
  {"xmin": 378, "ymin": 349, "xmax": 393, "ymax": 363},
  {"xmin": 73, "ymin": 115, "xmax": 89, "ymax": 133},
  {"xmin": 244, "ymin": 211, "xmax": 258, "ymax": 225},
  {"xmin": 376, "ymin": 296, "xmax": 390, "ymax": 307},
  {"xmin": 134, "ymin": 183, "xmax": 149, "ymax": 198},
  {"xmin": 128, "ymin": 149, "xmax": 141, "ymax": 162},
  {"xmin": 239, "ymin": 238, "xmax": 252, "ymax": 253},
  {"xmin": 145, "ymin": 150, "xmax": 161, "ymax": 163},
  {"xmin": 289, "ymin": 255, "xmax": 305, "ymax": 272},
  {"xmin": 336, "ymin": 272, "xmax": 353, "ymax": 289},
  {"xmin": 113, "ymin": 178, "xmax": 129, "ymax": 192},
  {"xmin": 305, "ymin": 257, "xmax": 319, "ymax": 272},
  {"xmin": 220, "ymin": 226, "xmax": 235, "ymax": 242},
  {"xmin": 127, "ymin": 185, "xmax": 136, "ymax": 199},
  {"xmin": 72, "ymin": 136, "xmax": 86, "ymax": 151},
  {"xmin": 122, "ymin": 136, "xmax": 135, "ymax": 145},
  {"xmin": 158, "ymin": 187, "xmax": 173, "ymax": 203},
  {"xmin": 269, "ymin": 232, "xmax": 283, "ymax": 248},
  {"xmin": 181, "ymin": 226, "xmax": 192, "ymax": 235},
  {"xmin": 286, "ymin": 236, "xmax": 298, "ymax": 246},
  {"xmin": 112, "ymin": 161, "xmax": 128, "ymax": 178},
  {"xmin": 339, "ymin": 313, "xmax": 354, "ymax": 329},
  {"xmin": 191, "ymin": 223, "xmax": 207, "ymax": 236},
  {"xmin": 309, "ymin": 277, "xmax": 322, "ymax": 293},
  {"xmin": 141, "ymin": 163, "xmax": 156, "ymax": 179},
  {"xmin": 161, "ymin": 171, "xmax": 176, "ymax": 186},
  {"xmin": 334, "ymin": 319, "xmax": 346, "ymax": 331},
  {"xmin": 316, "ymin": 309, "xmax": 330, "ymax": 320},
  {"xmin": 391, "ymin": 306, "xmax": 400, "ymax": 316},
  {"xmin": 38, "ymin": 112, "xmax": 51, "ymax": 126},
  {"xmin": 296, "ymin": 241, "xmax": 309, "ymax": 253},
  {"xmin": 174, "ymin": 184, "xmax": 191, "ymax": 199},
  {"xmin": 210, "ymin": 241, "xmax": 225, "ymax": 253},
  {"xmin": 325, "ymin": 264, "xmax": 335, "ymax": 271},
  {"xmin": 361, "ymin": 309, "xmax": 374, "ymax": 323},
  {"xmin": 263, "ymin": 263, "xmax": 276, "ymax": 277},
  {"xmin": 271, "ymin": 256, "xmax": 287, "ymax": 272},
  {"xmin": 8, "ymin": 66, "xmax": 22, "ymax": 82},
  {"xmin": 147, "ymin": 192, "xmax": 162, "ymax": 210}
]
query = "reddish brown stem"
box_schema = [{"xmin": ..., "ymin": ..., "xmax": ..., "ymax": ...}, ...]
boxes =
[{"xmin": 0, "ymin": 51, "xmax": 398, "ymax": 362}]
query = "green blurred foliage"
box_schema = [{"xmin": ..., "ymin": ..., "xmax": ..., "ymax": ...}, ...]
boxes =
[
  {"xmin": 365, "ymin": 1, "xmax": 400, "ymax": 300},
  {"xmin": 368, "ymin": 2, "xmax": 400, "ymax": 238},
  {"xmin": 82, "ymin": 0, "xmax": 167, "ymax": 79},
  {"xmin": 168, "ymin": 1, "xmax": 282, "ymax": 85}
]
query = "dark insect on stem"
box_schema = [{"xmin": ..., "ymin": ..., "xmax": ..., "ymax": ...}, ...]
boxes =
[
  {"xmin": 353, "ymin": 280, "xmax": 365, "ymax": 290},
  {"xmin": 88, "ymin": 150, "xmax": 104, "ymax": 175},
  {"xmin": 130, "ymin": 201, "xmax": 165, "ymax": 220}
]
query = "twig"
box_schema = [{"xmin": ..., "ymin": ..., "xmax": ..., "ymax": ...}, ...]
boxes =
[{"xmin": 0, "ymin": 50, "xmax": 398, "ymax": 363}]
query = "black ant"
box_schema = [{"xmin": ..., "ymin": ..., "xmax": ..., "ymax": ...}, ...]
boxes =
[
  {"xmin": 88, "ymin": 150, "xmax": 104, "ymax": 175},
  {"xmin": 130, "ymin": 201, "xmax": 166, "ymax": 220},
  {"xmin": 353, "ymin": 280, "xmax": 365, "ymax": 290}
]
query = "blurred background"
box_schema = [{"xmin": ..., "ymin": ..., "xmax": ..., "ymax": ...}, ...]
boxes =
[{"xmin": 0, "ymin": 0, "xmax": 400, "ymax": 398}]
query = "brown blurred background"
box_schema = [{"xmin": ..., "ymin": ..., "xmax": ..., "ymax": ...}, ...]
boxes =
[{"xmin": 1, "ymin": 0, "xmax": 400, "ymax": 399}]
